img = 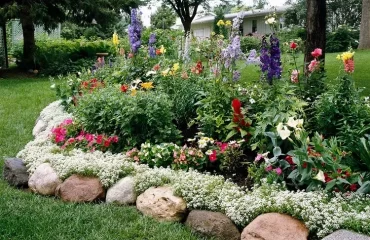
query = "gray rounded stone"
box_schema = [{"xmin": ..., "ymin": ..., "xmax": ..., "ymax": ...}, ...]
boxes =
[
  {"xmin": 322, "ymin": 230, "xmax": 370, "ymax": 240},
  {"xmin": 3, "ymin": 158, "xmax": 29, "ymax": 188},
  {"xmin": 106, "ymin": 176, "xmax": 136, "ymax": 205}
]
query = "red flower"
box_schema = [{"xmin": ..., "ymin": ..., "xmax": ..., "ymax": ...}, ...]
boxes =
[
  {"xmin": 153, "ymin": 64, "xmax": 160, "ymax": 71},
  {"xmin": 209, "ymin": 150, "xmax": 217, "ymax": 162},
  {"xmin": 285, "ymin": 155, "xmax": 294, "ymax": 165},
  {"xmin": 156, "ymin": 49, "xmax": 162, "ymax": 55},
  {"xmin": 128, "ymin": 53, "xmax": 134, "ymax": 58},
  {"xmin": 96, "ymin": 135, "xmax": 103, "ymax": 144},
  {"xmin": 302, "ymin": 162, "xmax": 308, "ymax": 168},
  {"xmin": 110, "ymin": 136, "xmax": 119, "ymax": 143},
  {"xmin": 120, "ymin": 84, "xmax": 128, "ymax": 92},
  {"xmin": 344, "ymin": 59, "xmax": 355, "ymax": 73},
  {"xmin": 349, "ymin": 184, "xmax": 358, "ymax": 191},
  {"xmin": 232, "ymin": 99, "xmax": 242, "ymax": 114},
  {"xmin": 324, "ymin": 173, "xmax": 332, "ymax": 183},
  {"xmin": 220, "ymin": 143, "xmax": 228, "ymax": 153},
  {"xmin": 290, "ymin": 42, "xmax": 297, "ymax": 49},
  {"xmin": 104, "ymin": 139, "xmax": 111, "ymax": 147}
]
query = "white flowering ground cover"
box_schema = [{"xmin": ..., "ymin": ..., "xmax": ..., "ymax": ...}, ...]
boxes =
[{"xmin": 18, "ymin": 101, "xmax": 370, "ymax": 238}]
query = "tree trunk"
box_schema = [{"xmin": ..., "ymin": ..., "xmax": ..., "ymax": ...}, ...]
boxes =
[
  {"xmin": 182, "ymin": 20, "xmax": 191, "ymax": 61},
  {"xmin": 359, "ymin": 0, "xmax": 370, "ymax": 49},
  {"xmin": 304, "ymin": 0, "xmax": 326, "ymax": 68},
  {"xmin": 20, "ymin": 6, "xmax": 36, "ymax": 70},
  {"xmin": 183, "ymin": 20, "xmax": 191, "ymax": 36}
]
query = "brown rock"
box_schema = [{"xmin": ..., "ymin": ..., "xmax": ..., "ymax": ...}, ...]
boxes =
[
  {"xmin": 185, "ymin": 210, "xmax": 240, "ymax": 240},
  {"xmin": 136, "ymin": 186, "xmax": 187, "ymax": 222},
  {"xmin": 56, "ymin": 174, "xmax": 105, "ymax": 202},
  {"xmin": 241, "ymin": 213, "xmax": 309, "ymax": 240}
]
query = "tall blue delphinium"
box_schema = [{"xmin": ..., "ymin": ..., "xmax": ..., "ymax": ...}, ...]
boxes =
[
  {"xmin": 148, "ymin": 33, "xmax": 156, "ymax": 58},
  {"xmin": 260, "ymin": 36, "xmax": 270, "ymax": 77},
  {"xmin": 222, "ymin": 35, "xmax": 243, "ymax": 68},
  {"xmin": 231, "ymin": 12, "xmax": 244, "ymax": 39},
  {"xmin": 128, "ymin": 9, "xmax": 142, "ymax": 54},
  {"xmin": 268, "ymin": 33, "xmax": 282, "ymax": 81}
]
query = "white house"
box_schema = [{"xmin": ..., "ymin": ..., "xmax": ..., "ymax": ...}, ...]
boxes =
[{"xmin": 189, "ymin": 6, "xmax": 290, "ymax": 39}]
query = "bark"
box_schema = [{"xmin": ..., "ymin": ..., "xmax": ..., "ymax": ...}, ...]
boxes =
[
  {"xmin": 304, "ymin": 0, "xmax": 326, "ymax": 68},
  {"xmin": 20, "ymin": 6, "xmax": 36, "ymax": 70},
  {"xmin": 359, "ymin": 0, "xmax": 370, "ymax": 49}
]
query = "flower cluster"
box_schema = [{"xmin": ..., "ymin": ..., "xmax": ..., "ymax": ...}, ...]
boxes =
[
  {"xmin": 128, "ymin": 8, "xmax": 142, "ymax": 53},
  {"xmin": 148, "ymin": 33, "xmax": 156, "ymax": 58},
  {"xmin": 50, "ymin": 119, "xmax": 119, "ymax": 152},
  {"xmin": 337, "ymin": 50, "xmax": 355, "ymax": 73},
  {"xmin": 191, "ymin": 60, "xmax": 203, "ymax": 74},
  {"xmin": 80, "ymin": 78, "xmax": 104, "ymax": 93},
  {"xmin": 246, "ymin": 49, "xmax": 260, "ymax": 65},
  {"xmin": 216, "ymin": 19, "xmax": 232, "ymax": 27},
  {"xmin": 112, "ymin": 32, "xmax": 119, "ymax": 46},
  {"xmin": 308, "ymin": 48, "xmax": 322, "ymax": 72},
  {"xmin": 260, "ymin": 34, "xmax": 282, "ymax": 84},
  {"xmin": 222, "ymin": 36, "xmax": 245, "ymax": 70}
]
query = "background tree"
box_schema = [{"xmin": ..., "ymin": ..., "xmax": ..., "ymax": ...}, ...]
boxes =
[
  {"xmin": 0, "ymin": 0, "xmax": 146, "ymax": 70},
  {"xmin": 151, "ymin": 4, "xmax": 176, "ymax": 29},
  {"xmin": 359, "ymin": 0, "xmax": 370, "ymax": 49},
  {"xmin": 304, "ymin": 0, "xmax": 326, "ymax": 66},
  {"xmin": 213, "ymin": 6, "xmax": 228, "ymax": 36},
  {"xmin": 253, "ymin": 0, "xmax": 268, "ymax": 9}
]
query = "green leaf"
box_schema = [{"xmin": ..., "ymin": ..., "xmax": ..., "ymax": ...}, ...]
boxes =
[
  {"xmin": 357, "ymin": 181, "xmax": 370, "ymax": 194},
  {"xmin": 240, "ymin": 129, "xmax": 248, "ymax": 138},
  {"xmin": 225, "ymin": 131, "xmax": 237, "ymax": 141},
  {"xmin": 273, "ymin": 147, "xmax": 282, "ymax": 157},
  {"xmin": 325, "ymin": 179, "xmax": 337, "ymax": 190},
  {"xmin": 288, "ymin": 169, "xmax": 299, "ymax": 179}
]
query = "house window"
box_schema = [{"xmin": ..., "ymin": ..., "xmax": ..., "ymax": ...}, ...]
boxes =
[{"xmin": 252, "ymin": 20, "xmax": 257, "ymax": 33}]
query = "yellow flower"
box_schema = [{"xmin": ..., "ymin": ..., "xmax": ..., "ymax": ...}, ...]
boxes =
[
  {"xmin": 141, "ymin": 82, "xmax": 154, "ymax": 90},
  {"xmin": 225, "ymin": 20, "xmax": 232, "ymax": 26},
  {"xmin": 162, "ymin": 68, "xmax": 170, "ymax": 76},
  {"xmin": 172, "ymin": 63, "xmax": 180, "ymax": 72},
  {"xmin": 159, "ymin": 45, "xmax": 166, "ymax": 54},
  {"xmin": 217, "ymin": 20, "xmax": 225, "ymax": 26},
  {"xmin": 337, "ymin": 50, "xmax": 355, "ymax": 62},
  {"xmin": 131, "ymin": 89, "xmax": 137, "ymax": 96},
  {"xmin": 336, "ymin": 54, "xmax": 341, "ymax": 60},
  {"xmin": 112, "ymin": 32, "xmax": 119, "ymax": 46},
  {"xmin": 211, "ymin": 32, "xmax": 216, "ymax": 36}
]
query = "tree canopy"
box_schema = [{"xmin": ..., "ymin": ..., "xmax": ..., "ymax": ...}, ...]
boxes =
[{"xmin": 151, "ymin": 4, "xmax": 177, "ymax": 29}]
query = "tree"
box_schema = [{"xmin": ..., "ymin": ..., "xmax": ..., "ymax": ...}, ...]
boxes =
[
  {"xmin": 304, "ymin": 0, "xmax": 326, "ymax": 66},
  {"xmin": 151, "ymin": 4, "xmax": 176, "ymax": 29},
  {"xmin": 359, "ymin": 0, "xmax": 370, "ymax": 49},
  {"xmin": 0, "ymin": 0, "xmax": 146, "ymax": 70},
  {"xmin": 213, "ymin": 6, "xmax": 228, "ymax": 36},
  {"xmin": 253, "ymin": 0, "xmax": 268, "ymax": 9}
]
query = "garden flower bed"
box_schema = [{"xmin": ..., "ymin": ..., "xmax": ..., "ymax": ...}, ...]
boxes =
[{"xmin": 5, "ymin": 8, "xmax": 370, "ymax": 240}]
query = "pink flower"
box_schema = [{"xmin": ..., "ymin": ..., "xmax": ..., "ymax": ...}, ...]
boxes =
[
  {"xmin": 67, "ymin": 138, "xmax": 75, "ymax": 144},
  {"xmin": 344, "ymin": 59, "xmax": 355, "ymax": 73},
  {"xmin": 63, "ymin": 119, "xmax": 73, "ymax": 125},
  {"xmin": 255, "ymin": 154, "xmax": 263, "ymax": 162},
  {"xmin": 311, "ymin": 48, "xmax": 322, "ymax": 58},
  {"xmin": 96, "ymin": 135, "xmax": 103, "ymax": 144},
  {"xmin": 308, "ymin": 59, "xmax": 320, "ymax": 72},
  {"xmin": 85, "ymin": 134, "xmax": 94, "ymax": 142},
  {"xmin": 220, "ymin": 143, "xmax": 228, "ymax": 153},
  {"xmin": 209, "ymin": 150, "xmax": 217, "ymax": 162},
  {"xmin": 290, "ymin": 69, "xmax": 299, "ymax": 83},
  {"xmin": 110, "ymin": 135, "xmax": 119, "ymax": 143},
  {"xmin": 55, "ymin": 134, "xmax": 65, "ymax": 143},
  {"xmin": 274, "ymin": 167, "xmax": 283, "ymax": 175},
  {"xmin": 104, "ymin": 139, "xmax": 111, "ymax": 147},
  {"xmin": 265, "ymin": 165, "xmax": 273, "ymax": 172},
  {"xmin": 76, "ymin": 134, "xmax": 84, "ymax": 141}
]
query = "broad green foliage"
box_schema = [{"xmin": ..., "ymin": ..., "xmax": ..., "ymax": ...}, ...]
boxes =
[{"xmin": 73, "ymin": 87, "xmax": 181, "ymax": 148}]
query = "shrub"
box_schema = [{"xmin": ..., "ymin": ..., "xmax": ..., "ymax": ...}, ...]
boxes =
[
  {"xmin": 13, "ymin": 39, "xmax": 116, "ymax": 75},
  {"xmin": 326, "ymin": 27, "xmax": 359, "ymax": 53},
  {"xmin": 73, "ymin": 87, "xmax": 181, "ymax": 149},
  {"xmin": 240, "ymin": 36, "xmax": 261, "ymax": 53}
]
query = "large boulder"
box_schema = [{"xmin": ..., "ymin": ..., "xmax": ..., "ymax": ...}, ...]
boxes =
[
  {"xmin": 56, "ymin": 174, "xmax": 105, "ymax": 202},
  {"xmin": 185, "ymin": 210, "xmax": 240, "ymax": 240},
  {"xmin": 106, "ymin": 176, "xmax": 136, "ymax": 205},
  {"xmin": 241, "ymin": 213, "xmax": 309, "ymax": 240},
  {"xmin": 3, "ymin": 158, "xmax": 29, "ymax": 188},
  {"xmin": 28, "ymin": 163, "xmax": 62, "ymax": 195},
  {"xmin": 136, "ymin": 186, "xmax": 187, "ymax": 222},
  {"xmin": 322, "ymin": 230, "xmax": 370, "ymax": 240}
]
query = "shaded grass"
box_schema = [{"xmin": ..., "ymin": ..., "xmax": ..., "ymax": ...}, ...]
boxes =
[
  {"xmin": 240, "ymin": 50, "xmax": 370, "ymax": 96},
  {"xmin": 0, "ymin": 76, "xmax": 206, "ymax": 240}
]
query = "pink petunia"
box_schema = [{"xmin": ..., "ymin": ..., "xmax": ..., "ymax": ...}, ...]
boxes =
[
  {"xmin": 274, "ymin": 167, "xmax": 283, "ymax": 175},
  {"xmin": 63, "ymin": 119, "xmax": 73, "ymax": 125},
  {"xmin": 308, "ymin": 59, "xmax": 320, "ymax": 72},
  {"xmin": 209, "ymin": 150, "xmax": 217, "ymax": 162},
  {"xmin": 265, "ymin": 165, "xmax": 273, "ymax": 172}
]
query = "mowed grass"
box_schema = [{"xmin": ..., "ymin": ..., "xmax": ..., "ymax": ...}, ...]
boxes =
[
  {"xmin": 0, "ymin": 75, "xmax": 207, "ymax": 240},
  {"xmin": 240, "ymin": 49, "xmax": 370, "ymax": 96}
]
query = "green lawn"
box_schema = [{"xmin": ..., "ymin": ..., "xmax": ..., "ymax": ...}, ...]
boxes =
[
  {"xmin": 0, "ymin": 76, "xmax": 206, "ymax": 240},
  {"xmin": 240, "ymin": 49, "xmax": 370, "ymax": 96}
]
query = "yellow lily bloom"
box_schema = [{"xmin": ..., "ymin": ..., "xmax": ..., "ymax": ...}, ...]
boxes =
[
  {"xmin": 141, "ymin": 82, "xmax": 154, "ymax": 90},
  {"xmin": 131, "ymin": 89, "xmax": 137, "ymax": 96},
  {"xmin": 225, "ymin": 20, "xmax": 232, "ymax": 26},
  {"xmin": 217, "ymin": 20, "xmax": 225, "ymax": 26},
  {"xmin": 172, "ymin": 63, "xmax": 180, "ymax": 72},
  {"xmin": 159, "ymin": 45, "xmax": 166, "ymax": 54}
]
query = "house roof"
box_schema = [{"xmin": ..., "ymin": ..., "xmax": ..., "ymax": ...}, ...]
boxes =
[{"xmin": 192, "ymin": 6, "xmax": 291, "ymax": 25}]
